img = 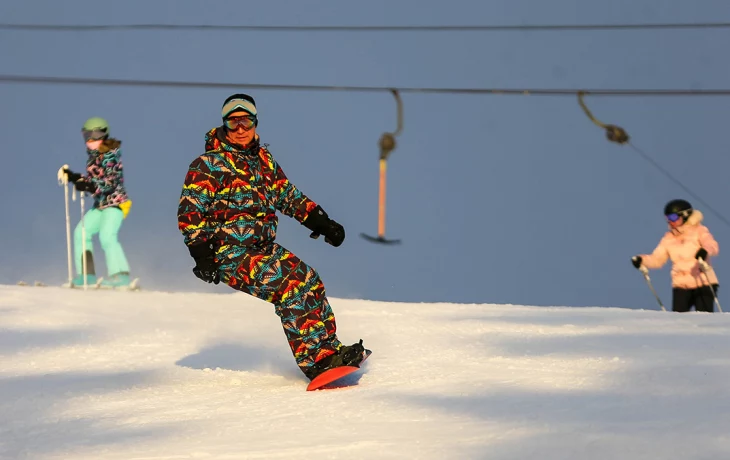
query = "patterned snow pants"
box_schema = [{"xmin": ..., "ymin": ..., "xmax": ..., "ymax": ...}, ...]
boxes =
[{"xmin": 218, "ymin": 242, "xmax": 343, "ymax": 375}]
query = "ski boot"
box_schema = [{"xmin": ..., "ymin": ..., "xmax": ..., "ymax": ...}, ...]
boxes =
[{"xmin": 100, "ymin": 272, "xmax": 131, "ymax": 289}]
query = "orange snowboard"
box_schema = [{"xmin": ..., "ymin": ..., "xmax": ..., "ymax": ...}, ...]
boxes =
[{"xmin": 306, "ymin": 350, "xmax": 372, "ymax": 391}]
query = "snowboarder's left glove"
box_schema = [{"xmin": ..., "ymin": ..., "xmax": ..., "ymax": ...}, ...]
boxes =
[
  {"xmin": 74, "ymin": 179, "xmax": 95, "ymax": 193},
  {"xmin": 187, "ymin": 240, "xmax": 220, "ymax": 284},
  {"xmin": 695, "ymin": 248, "xmax": 708, "ymax": 260},
  {"xmin": 303, "ymin": 205, "xmax": 346, "ymax": 247}
]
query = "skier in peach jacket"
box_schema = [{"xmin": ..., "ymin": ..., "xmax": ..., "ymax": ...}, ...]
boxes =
[{"xmin": 632, "ymin": 199, "xmax": 719, "ymax": 312}]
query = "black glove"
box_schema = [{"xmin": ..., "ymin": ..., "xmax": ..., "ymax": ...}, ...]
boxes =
[
  {"xmin": 188, "ymin": 240, "xmax": 220, "ymax": 284},
  {"xmin": 695, "ymin": 248, "xmax": 708, "ymax": 260},
  {"xmin": 74, "ymin": 179, "xmax": 95, "ymax": 193},
  {"xmin": 631, "ymin": 256, "xmax": 642, "ymax": 269},
  {"xmin": 64, "ymin": 168, "xmax": 83, "ymax": 184},
  {"xmin": 302, "ymin": 205, "xmax": 346, "ymax": 247}
]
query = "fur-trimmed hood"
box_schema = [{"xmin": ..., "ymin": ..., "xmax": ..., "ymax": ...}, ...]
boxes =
[{"xmin": 685, "ymin": 209, "xmax": 704, "ymax": 226}]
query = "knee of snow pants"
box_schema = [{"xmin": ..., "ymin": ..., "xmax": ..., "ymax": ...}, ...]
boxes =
[{"xmin": 218, "ymin": 242, "xmax": 342, "ymax": 372}]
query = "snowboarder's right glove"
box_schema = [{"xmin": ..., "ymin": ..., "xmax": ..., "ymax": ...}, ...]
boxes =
[
  {"xmin": 187, "ymin": 240, "xmax": 220, "ymax": 284},
  {"xmin": 631, "ymin": 256, "xmax": 642, "ymax": 269},
  {"xmin": 302, "ymin": 205, "xmax": 346, "ymax": 247}
]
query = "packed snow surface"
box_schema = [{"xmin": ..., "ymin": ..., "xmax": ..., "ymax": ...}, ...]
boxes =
[{"xmin": 2, "ymin": 285, "xmax": 730, "ymax": 459}]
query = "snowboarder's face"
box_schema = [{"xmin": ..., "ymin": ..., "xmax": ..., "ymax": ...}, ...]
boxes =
[{"xmin": 224, "ymin": 110, "xmax": 256, "ymax": 147}]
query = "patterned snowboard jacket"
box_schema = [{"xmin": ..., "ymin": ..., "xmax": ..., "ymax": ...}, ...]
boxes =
[
  {"xmin": 83, "ymin": 138, "xmax": 130, "ymax": 210},
  {"xmin": 177, "ymin": 127, "xmax": 319, "ymax": 252}
]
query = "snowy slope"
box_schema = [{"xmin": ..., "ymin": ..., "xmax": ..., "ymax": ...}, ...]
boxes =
[{"xmin": 2, "ymin": 285, "xmax": 730, "ymax": 459}]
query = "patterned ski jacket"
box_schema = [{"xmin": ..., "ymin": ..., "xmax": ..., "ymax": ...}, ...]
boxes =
[
  {"xmin": 83, "ymin": 138, "xmax": 130, "ymax": 210},
  {"xmin": 177, "ymin": 127, "xmax": 319, "ymax": 252},
  {"xmin": 640, "ymin": 210, "xmax": 720, "ymax": 288}
]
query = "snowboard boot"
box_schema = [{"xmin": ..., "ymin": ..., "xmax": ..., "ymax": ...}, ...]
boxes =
[
  {"xmin": 101, "ymin": 272, "xmax": 131, "ymax": 288},
  {"xmin": 304, "ymin": 339, "xmax": 368, "ymax": 381}
]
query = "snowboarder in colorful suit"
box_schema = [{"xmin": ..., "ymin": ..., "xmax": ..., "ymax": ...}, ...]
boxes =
[
  {"xmin": 59, "ymin": 117, "xmax": 133, "ymax": 288},
  {"xmin": 177, "ymin": 94, "xmax": 367, "ymax": 380},
  {"xmin": 632, "ymin": 199, "xmax": 720, "ymax": 312}
]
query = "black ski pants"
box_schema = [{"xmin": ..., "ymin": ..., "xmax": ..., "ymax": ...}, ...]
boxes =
[{"xmin": 672, "ymin": 285, "xmax": 719, "ymax": 312}]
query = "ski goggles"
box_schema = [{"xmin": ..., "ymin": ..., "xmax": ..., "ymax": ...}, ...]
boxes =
[
  {"xmin": 666, "ymin": 211, "xmax": 690, "ymax": 222},
  {"xmin": 82, "ymin": 128, "xmax": 108, "ymax": 141},
  {"xmin": 224, "ymin": 115, "xmax": 257, "ymax": 131}
]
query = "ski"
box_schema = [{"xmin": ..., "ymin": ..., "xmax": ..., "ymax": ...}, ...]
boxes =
[{"xmin": 17, "ymin": 277, "xmax": 141, "ymax": 291}]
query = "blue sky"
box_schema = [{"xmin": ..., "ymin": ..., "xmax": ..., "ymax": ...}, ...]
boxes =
[{"xmin": 1, "ymin": 0, "xmax": 729, "ymax": 309}]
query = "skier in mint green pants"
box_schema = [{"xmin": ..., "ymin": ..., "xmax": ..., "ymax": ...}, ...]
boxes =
[{"xmin": 60, "ymin": 117, "xmax": 133, "ymax": 288}]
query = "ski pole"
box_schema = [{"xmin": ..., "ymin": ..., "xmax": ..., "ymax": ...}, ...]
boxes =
[
  {"xmin": 698, "ymin": 258, "xmax": 722, "ymax": 313},
  {"xmin": 639, "ymin": 265, "xmax": 666, "ymax": 311},
  {"xmin": 80, "ymin": 192, "xmax": 87, "ymax": 291},
  {"xmin": 64, "ymin": 183, "xmax": 73, "ymax": 287},
  {"xmin": 57, "ymin": 166, "xmax": 73, "ymax": 287}
]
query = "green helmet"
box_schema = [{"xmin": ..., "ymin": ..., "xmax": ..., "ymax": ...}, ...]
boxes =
[{"xmin": 82, "ymin": 117, "xmax": 110, "ymax": 133}]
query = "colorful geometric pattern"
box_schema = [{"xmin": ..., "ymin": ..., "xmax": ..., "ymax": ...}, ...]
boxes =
[
  {"xmin": 177, "ymin": 127, "xmax": 339, "ymax": 374},
  {"xmin": 84, "ymin": 145, "xmax": 130, "ymax": 210},
  {"xmin": 178, "ymin": 127, "xmax": 318, "ymax": 248},
  {"xmin": 219, "ymin": 243, "xmax": 342, "ymax": 369}
]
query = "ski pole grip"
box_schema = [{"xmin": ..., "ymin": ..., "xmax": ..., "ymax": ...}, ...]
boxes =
[{"xmin": 57, "ymin": 164, "xmax": 70, "ymax": 185}]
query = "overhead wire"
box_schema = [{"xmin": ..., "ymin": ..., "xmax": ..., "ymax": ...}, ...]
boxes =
[
  {"xmin": 1, "ymin": 21, "xmax": 730, "ymax": 32},
  {"xmin": 2, "ymin": 74, "xmax": 730, "ymax": 96}
]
